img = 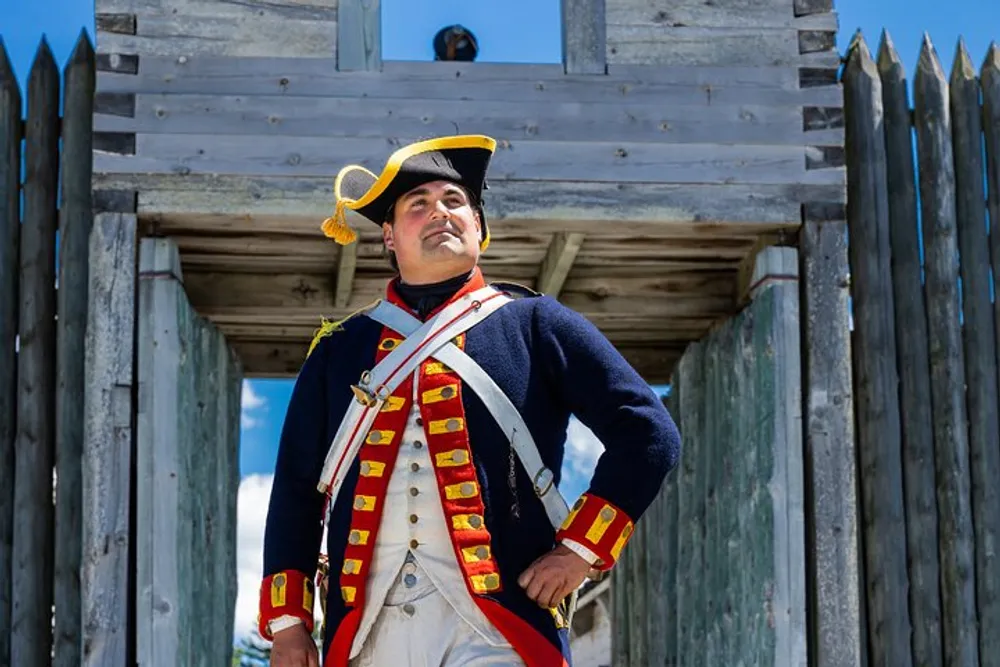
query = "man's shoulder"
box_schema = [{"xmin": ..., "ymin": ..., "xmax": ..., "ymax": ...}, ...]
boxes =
[
  {"xmin": 490, "ymin": 280, "xmax": 543, "ymax": 301},
  {"xmin": 306, "ymin": 300, "xmax": 382, "ymax": 358}
]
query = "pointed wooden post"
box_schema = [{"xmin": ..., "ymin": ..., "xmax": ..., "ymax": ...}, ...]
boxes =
[
  {"xmin": 913, "ymin": 33, "xmax": 980, "ymax": 667},
  {"xmin": 54, "ymin": 32, "xmax": 95, "ymax": 667},
  {"xmin": 950, "ymin": 39, "xmax": 1000, "ymax": 664},
  {"xmin": 842, "ymin": 32, "xmax": 913, "ymax": 665},
  {"xmin": 984, "ymin": 45, "xmax": 1000, "ymax": 460},
  {"xmin": 877, "ymin": 30, "xmax": 944, "ymax": 667},
  {"xmin": 13, "ymin": 38, "xmax": 60, "ymax": 667},
  {"xmin": 0, "ymin": 37, "xmax": 22, "ymax": 667}
]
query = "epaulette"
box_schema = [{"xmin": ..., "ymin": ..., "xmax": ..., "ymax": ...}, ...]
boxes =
[
  {"xmin": 306, "ymin": 300, "xmax": 380, "ymax": 358},
  {"xmin": 490, "ymin": 281, "xmax": 541, "ymax": 299}
]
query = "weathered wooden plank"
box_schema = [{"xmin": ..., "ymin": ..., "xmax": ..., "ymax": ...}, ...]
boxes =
[
  {"xmin": 136, "ymin": 238, "xmax": 185, "ymax": 666},
  {"xmin": 627, "ymin": 510, "xmax": 648, "ymax": 666},
  {"xmin": 96, "ymin": 0, "xmax": 338, "ymax": 14},
  {"xmin": 841, "ymin": 36, "xmax": 913, "ymax": 665},
  {"xmin": 951, "ymin": 40, "xmax": 1000, "ymax": 663},
  {"xmin": 0, "ymin": 40, "xmax": 20, "ymax": 667},
  {"xmin": 337, "ymin": 0, "xmax": 379, "ymax": 71},
  {"xmin": 757, "ymin": 248, "xmax": 808, "ymax": 667},
  {"xmin": 985, "ymin": 48, "xmax": 1000, "ymax": 481},
  {"xmin": 607, "ymin": 0, "xmax": 837, "ymax": 30},
  {"xmin": 703, "ymin": 324, "xmax": 724, "ymax": 667},
  {"xmin": 794, "ymin": 0, "xmax": 833, "ymax": 15},
  {"xmin": 95, "ymin": 12, "xmax": 136, "ymax": 35},
  {"xmin": 334, "ymin": 242, "xmax": 357, "ymax": 309},
  {"xmin": 563, "ymin": 0, "xmax": 606, "ymax": 74},
  {"xmin": 81, "ymin": 213, "xmax": 136, "ymax": 667},
  {"xmin": 219, "ymin": 350, "xmax": 242, "ymax": 660},
  {"xmin": 12, "ymin": 41, "xmax": 60, "ymax": 667},
  {"xmin": 799, "ymin": 217, "xmax": 862, "ymax": 667},
  {"xmin": 537, "ymin": 233, "xmax": 585, "ymax": 297},
  {"xmin": 913, "ymin": 35, "xmax": 980, "ymax": 667},
  {"xmin": 610, "ymin": 562, "xmax": 630, "ymax": 666},
  {"xmin": 95, "ymin": 59, "xmax": 844, "ymax": 107},
  {"xmin": 607, "ymin": 26, "xmax": 800, "ymax": 66},
  {"xmin": 877, "ymin": 30, "xmax": 943, "ymax": 667},
  {"xmin": 94, "ymin": 93, "xmax": 819, "ymax": 146},
  {"xmin": 98, "ymin": 11, "xmax": 337, "ymax": 58},
  {"xmin": 110, "ymin": 175, "xmax": 843, "ymax": 226},
  {"xmin": 54, "ymin": 35, "xmax": 96, "ymax": 667},
  {"xmin": 96, "ymin": 135, "xmax": 841, "ymax": 186}
]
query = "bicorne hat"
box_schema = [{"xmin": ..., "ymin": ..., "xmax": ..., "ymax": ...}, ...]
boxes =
[{"xmin": 322, "ymin": 135, "xmax": 496, "ymax": 252}]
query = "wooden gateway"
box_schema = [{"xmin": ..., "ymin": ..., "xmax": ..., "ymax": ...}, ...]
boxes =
[{"xmin": 18, "ymin": 0, "xmax": 1000, "ymax": 665}]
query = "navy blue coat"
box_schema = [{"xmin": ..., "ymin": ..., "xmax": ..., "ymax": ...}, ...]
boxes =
[{"xmin": 260, "ymin": 272, "xmax": 681, "ymax": 665}]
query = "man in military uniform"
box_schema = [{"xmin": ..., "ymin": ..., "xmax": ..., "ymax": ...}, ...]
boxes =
[{"xmin": 257, "ymin": 135, "xmax": 680, "ymax": 667}]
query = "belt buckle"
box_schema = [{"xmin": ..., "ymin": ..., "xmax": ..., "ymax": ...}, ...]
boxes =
[
  {"xmin": 351, "ymin": 371, "xmax": 390, "ymax": 408},
  {"xmin": 532, "ymin": 467, "xmax": 554, "ymax": 498}
]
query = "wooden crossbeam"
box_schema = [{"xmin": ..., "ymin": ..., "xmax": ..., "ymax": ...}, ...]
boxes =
[
  {"xmin": 334, "ymin": 242, "xmax": 357, "ymax": 309},
  {"xmin": 537, "ymin": 232, "xmax": 585, "ymax": 297}
]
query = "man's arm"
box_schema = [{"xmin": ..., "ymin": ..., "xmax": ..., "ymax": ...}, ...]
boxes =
[
  {"xmin": 256, "ymin": 332, "xmax": 334, "ymax": 641},
  {"xmin": 538, "ymin": 298, "xmax": 681, "ymax": 572}
]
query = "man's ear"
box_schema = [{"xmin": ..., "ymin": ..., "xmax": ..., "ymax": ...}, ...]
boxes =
[{"xmin": 382, "ymin": 222, "xmax": 394, "ymax": 250}]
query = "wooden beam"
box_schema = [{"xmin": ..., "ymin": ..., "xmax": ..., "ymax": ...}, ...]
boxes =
[
  {"xmin": 537, "ymin": 232, "xmax": 585, "ymax": 297},
  {"xmin": 334, "ymin": 242, "xmax": 357, "ymax": 309},
  {"xmin": 338, "ymin": 0, "xmax": 381, "ymax": 71},
  {"xmin": 564, "ymin": 0, "xmax": 607, "ymax": 74}
]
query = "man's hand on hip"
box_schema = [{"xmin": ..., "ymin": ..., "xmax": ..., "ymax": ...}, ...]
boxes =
[
  {"xmin": 517, "ymin": 543, "xmax": 591, "ymax": 609},
  {"xmin": 271, "ymin": 622, "xmax": 319, "ymax": 667}
]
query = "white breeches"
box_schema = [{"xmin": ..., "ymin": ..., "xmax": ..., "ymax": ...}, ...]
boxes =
[{"xmin": 348, "ymin": 563, "xmax": 526, "ymax": 667}]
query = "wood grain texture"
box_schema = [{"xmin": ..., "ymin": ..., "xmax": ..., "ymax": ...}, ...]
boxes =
[
  {"xmin": 12, "ymin": 42, "xmax": 60, "ymax": 667},
  {"xmin": 950, "ymin": 40, "xmax": 1000, "ymax": 662},
  {"xmin": 607, "ymin": 0, "xmax": 837, "ymax": 29},
  {"xmin": 799, "ymin": 218, "xmax": 862, "ymax": 667},
  {"xmin": 337, "ymin": 0, "xmax": 379, "ymax": 71},
  {"xmin": 537, "ymin": 232, "xmax": 585, "ymax": 297},
  {"xmin": 82, "ymin": 213, "xmax": 136, "ymax": 667},
  {"xmin": 877, "ymin": 31, "xmax": 943, "ymax": 667},
  {"xmin": 334, "ymin": 241, "xmax": 357, "ymax": 309},
  {"xmin": 985, "ymin": 48, "xmax": 1000, "ymax": 510},
  {"xmin": 563, "ymin": 0, "xmax": 606, "ymax": 74},
  {"xmin": 54, "ymin": 36, "xmax": 95, "ymax": 667},
  {"xmin": 607, "ymin": 25, "xmax": 800, "ymax": 66},
  {"xmin": 913, "ymin": 35, "xmax": 980, "ymax": 667},
  {"xmin": 842, "ymin": 36, "xmax": 913, "ymax": 666},
  {"xmin": 0, "ymin": 41, "xmax": 20, "ymax": 667},
  {"xmin": 93, "ymin": 174, "xmax": 843, "ymax": 227},
  {"xmin": 95, "ymin": 58, "xmax": 844, "ymax": 107},
  {"xmin": 96, "ymin": 134, "xmax": 843, "ymax": 186},
  {"xmin": 93, "ymin": 92, "xmax": 825, "ymax": 146}
]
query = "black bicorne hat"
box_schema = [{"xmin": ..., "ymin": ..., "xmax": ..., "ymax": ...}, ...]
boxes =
[{"xmin": 322, "ymin": 135, "xmax": 497, "ymax": 252}]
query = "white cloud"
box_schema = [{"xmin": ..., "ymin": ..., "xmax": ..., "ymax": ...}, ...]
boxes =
[
  {"xmin": 241, "ymin": 381, "xmax": 267, "ymax": 430},
  {"xmin": 234, "ymin": 474, "xmax": 274, "ymax": 641},
  {"xmin": 564, "ymin": 416, "xmax": 604, "ymax": 478}
]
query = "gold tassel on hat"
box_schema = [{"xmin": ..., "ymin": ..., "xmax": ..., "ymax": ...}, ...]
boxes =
[{"xmin": 321, "ymin": 198, "xmax": 358, "ymax": 246}]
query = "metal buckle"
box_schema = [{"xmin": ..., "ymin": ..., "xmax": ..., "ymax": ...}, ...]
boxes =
[
  {"xmin": 351, "ymin": 371, "xmax": 379, "ymax": 407},
  {"xmin": 532, "ymin": 467, "xmax": 554, "ymax": 498}
]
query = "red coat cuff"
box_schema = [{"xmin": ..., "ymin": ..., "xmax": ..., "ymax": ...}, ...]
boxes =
[
  {"xmin": 555, "ymin": 493, "xmax": 634, "ymax": 572},
  {"xmin": 257, "ymin": 570, "xmax": 316, "ymax": 640}
]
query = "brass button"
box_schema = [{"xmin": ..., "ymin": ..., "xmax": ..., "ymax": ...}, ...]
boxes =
[
  {"xmin": 354, "ymin": 497, "xmax": 366, "ymax": 510},
  {"xmin": 416, "ymin": 417, "xmax": 423, "ymax": 426},
  {"xmin": 485, "ymin": 574, "xmax": 499, "ymax": 588},
  {"xmin": 476, "ymin": 546, "xmax": 488, "ymax": 559},
  {"xmin": 409, "ymin": 514, "xmax": 418, "ymax": 524},
  {"xmin": 469, "ymin": 515, "xmax": 482, "ymax": 529},
  {"xmin": 410, "ymin": 539, "xmax": 419, "ymax": 549},
  {"xmin": 368, "ymin": 431, "xmax": 382, "ymax": 444},
  {"xmin": 452, "ymin": 450, "xmax": 468, "ymax": 464},
  {"xmin": 600, "ymin": 508, "xmax": 615, "ymax": 521},
  {"xmin": 414, "ymin": 441, "xmax": 423, "ymax": 449},
  {"xmin": 344, "ymin": 561, "xmax": 356, "ymax": 574},
  {"xmin": 460, "ymin": 482, "xmax": 474, "ymax": 496},
  {"xmin": 349, "ymin": 531, "xmax": 362, "ymax": 545},
  {"xmin": 360, "ymin": 462, "xmax": 371, "ymax": 475},
  {"xmin": 440, "ymin": 386, "xmax": 455, "ymax": 399},
  {"xmin": 411, "ymin": 462, "xmax": 420, "ymax": 472},
  {"xmin": 410, "ymin": 487, "xmax": 419, "ymax": 497},
  {"xmin": 446, "ymin": 419, "xmax": 460, "ymax": 432}
]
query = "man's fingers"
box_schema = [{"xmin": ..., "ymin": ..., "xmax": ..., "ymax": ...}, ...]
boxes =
[
  {"xmin": 308, "ymin": 645, "xmax": 321, "ymax": 667},
  {"xmin": 517, "ymin": 566, "xmax": 536, "ymax": 589}
]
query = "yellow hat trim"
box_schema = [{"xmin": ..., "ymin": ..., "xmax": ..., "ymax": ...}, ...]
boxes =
[{"xmin": 322, "ymin": 135, "xmax": 497, "ymax": 247}]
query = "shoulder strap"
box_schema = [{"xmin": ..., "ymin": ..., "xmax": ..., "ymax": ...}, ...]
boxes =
[
  {"xmin": 316, "ymin": 286, "xmax": 510, "ymax": 502},
  {"xmin": 365, "ymin": 301, "xmax": 571, "ymax": 531}
]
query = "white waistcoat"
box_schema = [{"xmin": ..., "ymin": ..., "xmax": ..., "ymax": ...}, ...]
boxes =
[{"xmin": 349, "ymin": 370, "xmax": 511, "ymax": 658}]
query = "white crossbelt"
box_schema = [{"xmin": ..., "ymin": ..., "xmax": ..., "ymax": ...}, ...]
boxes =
[
  {"xmin": 317, "ymin": 286, "xmax": 512, "ymax": 504},
  {"xmin": 364, "ymin": 299, "xmax": 571, "ymax": 531}
]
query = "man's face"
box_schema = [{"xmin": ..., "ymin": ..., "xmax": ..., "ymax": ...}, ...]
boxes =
[{"xmin": 383, "ymin": 179, "xmax": 482, "ymax": 282}]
